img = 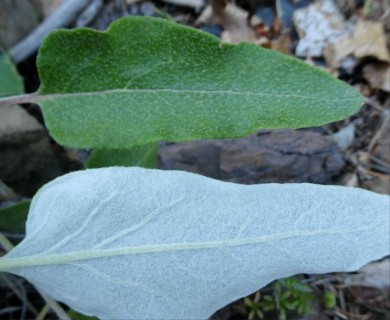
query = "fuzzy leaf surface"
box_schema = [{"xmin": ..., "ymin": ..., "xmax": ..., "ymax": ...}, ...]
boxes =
[
  {"xmin": 0, "ymin": 168, "xmax": 388, "ymax": 319},
  {"xmin": 36, "ymin": 17, "xmax": 364, "ymax": 148}
]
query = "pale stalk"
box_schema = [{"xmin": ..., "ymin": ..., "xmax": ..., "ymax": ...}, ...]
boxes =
[
  {"xmin": 0, "ymin": 93, "xmax": 38, "ymax": 107},
  {"xmin": 0, "ymin": 231, "xmax": 71, "ymax": 320}
]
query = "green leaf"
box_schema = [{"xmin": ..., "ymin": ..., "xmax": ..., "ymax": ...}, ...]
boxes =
[
  {"xmin": 85, "ymin": 144, "xmax": 157, "ymax": 169},
  {"xmin": 0, "ymin": 168, "xmax": 388, "ymax": 319},
  {"xmin": 291, "ymin": 280, "xmax": 313, "ymax": 293},
  {"xmin": 35, "ymin": 17, "xmax": 364, "ymax": 148},
  {"xmin": 0, "ymin": 54, "xmax": 24, "ymax": 97},
  {"xmin": 279, "ymin": 306, "xmax": 286, "ymax": 319},
  {"xmin": 324, "ymin": 291, "xmax": 336, "ymax": 309},
  {"xmin": 0, "ymin": 200, "xmax": 30, "ymax": 233},
  {"xmin": 283, "ymin": 300, "xmax": 299, "ymax": 311},
  {"xmin": 280, "ymin": 290, "xmax": 291, "ymax": 300},
  {"xmin": 68, "ymin": 309, "xmax": 97, "ymax": 320},
  {"xmin": 262, "ymin": 303, "xmax": 275, "ymax": 312}
]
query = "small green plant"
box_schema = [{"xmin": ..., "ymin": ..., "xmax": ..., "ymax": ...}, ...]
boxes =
[
  {"xmin": 245, "ymin": 291, "xmax": 265, "ymax": 319},
  {"xmin": 245, "ymin": 277, "xmax": 316, "ymax": 319},
  {"xmin": 0, "ymin": 16, "xmax": 388, "ymax": 320},
  {"xmin": 273, "ymin": 278, "xmax": 315, "ymax": 318},
  {"xmin": 323, "ymin": 290, "xmax": 337, "ymax": 309}
]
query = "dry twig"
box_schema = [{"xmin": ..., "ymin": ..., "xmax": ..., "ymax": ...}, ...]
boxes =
[{"xmin": 8, "ymin": 0, "xmax": 92, "ymax": 63}]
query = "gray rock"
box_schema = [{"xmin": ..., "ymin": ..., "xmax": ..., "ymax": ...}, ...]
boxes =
[
  {"xmin": 0, "ymin": 105, "xmax": 63, "ymax": 196},
  {"xmin": 159, "ymin": 129, "xmax": 345, "ymax": 184},
  {"xmin": 0, "ymin": 179, "xmax": 18, "ymax": 202},
  {"xmin": 0, "ymin": 0, "xmax": 41, "ymax": 49}
]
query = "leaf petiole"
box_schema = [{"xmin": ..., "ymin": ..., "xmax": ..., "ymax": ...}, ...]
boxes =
[{"xmin": 0, "ymin": 92, "xmax": 38, "ymax": 107}]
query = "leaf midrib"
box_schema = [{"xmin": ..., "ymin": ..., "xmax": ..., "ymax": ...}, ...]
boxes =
[
  {"xmin": 35, "ymin": 88, "xmax": 360, "ymax": 102},
  {"xmin": 0, "ymin": 226, "xmax": 376, "ymax": 271}
]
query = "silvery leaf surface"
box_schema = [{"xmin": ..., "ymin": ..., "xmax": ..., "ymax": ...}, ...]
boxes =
[{"xmin": 0, "ymin": 167, "xmax": 389, "ymax": 319}]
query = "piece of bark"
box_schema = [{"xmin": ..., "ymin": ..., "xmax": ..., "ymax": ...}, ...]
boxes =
[{"xmin": 159, "ymin": 129, "xmax": 345, "ymax": 185}]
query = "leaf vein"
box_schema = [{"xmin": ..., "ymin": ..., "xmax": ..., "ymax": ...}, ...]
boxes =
[{"xmin": 37, "ymin": 88, "xmax": 360, "ymax": 103}]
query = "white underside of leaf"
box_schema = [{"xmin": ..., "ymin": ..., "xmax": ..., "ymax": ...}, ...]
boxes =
[{"xmin": 1, "ymin": 167, "xmax": 389, "ymax": 319}]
